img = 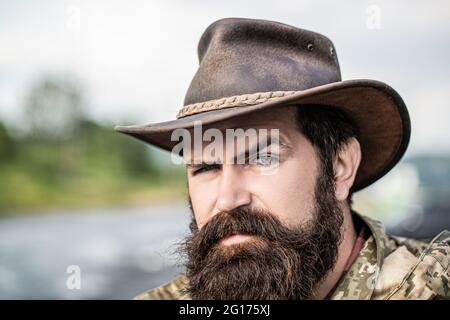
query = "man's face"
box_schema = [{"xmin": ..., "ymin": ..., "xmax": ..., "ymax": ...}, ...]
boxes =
[
  {"xmin": 186, "ymin": 107, "xmax": 319, "ymax": 230},
  {"xmin": 181, "ymin": 106, "xmax": 344, "ymax": 299}
]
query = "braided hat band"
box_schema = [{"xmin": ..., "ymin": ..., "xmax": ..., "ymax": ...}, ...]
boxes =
[{"xmin": 176, "ymin": 90, "xmax": 298, "ymax": 119}]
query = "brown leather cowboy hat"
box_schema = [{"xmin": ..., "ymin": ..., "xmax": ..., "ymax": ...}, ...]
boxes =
[{"xmin": 115, "ymin": 17, "xmax": 410, "ymax": 192}]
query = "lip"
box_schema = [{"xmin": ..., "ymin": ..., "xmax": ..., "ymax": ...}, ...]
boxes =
[{"xmin": 220, "ymin": 232, "xmax": 254, "ymax": 246}]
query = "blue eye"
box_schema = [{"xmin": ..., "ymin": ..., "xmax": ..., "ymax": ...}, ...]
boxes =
[{"xmin": 255, "ymin": 154, "xmax": 278, "ymax": 166}]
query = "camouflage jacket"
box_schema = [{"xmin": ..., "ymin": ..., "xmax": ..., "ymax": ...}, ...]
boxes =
[{"xmin": 134, "ymin": 213, "xmax": 450, "ymax": 300}]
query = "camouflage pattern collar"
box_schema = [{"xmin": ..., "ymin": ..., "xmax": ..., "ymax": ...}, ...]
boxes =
[{"xmin": 329, "ymin": 211, "xmax": 390, "ymax": 300}]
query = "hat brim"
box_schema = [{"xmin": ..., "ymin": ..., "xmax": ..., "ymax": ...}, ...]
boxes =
[{"xmin": 115, "ymin": 79, "xmax": 410, "ymax": 192}]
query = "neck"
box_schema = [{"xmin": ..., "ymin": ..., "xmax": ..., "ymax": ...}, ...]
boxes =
[{"xmin": 313, "ymin": 204, "xmax": 357, "ymax": 299}]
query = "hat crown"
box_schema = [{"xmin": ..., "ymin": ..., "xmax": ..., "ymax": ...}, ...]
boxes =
[{"xmin": 184, "ymin": 18, "xmax": 342, "ymax": 106}]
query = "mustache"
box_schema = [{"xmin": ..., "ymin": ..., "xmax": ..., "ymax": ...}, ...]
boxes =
[{"xmin": 188, "ymin": 206, "xmax": 311, "ymax": 258}]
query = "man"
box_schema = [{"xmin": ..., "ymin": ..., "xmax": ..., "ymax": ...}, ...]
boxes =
[{"xmin": 115, "ymin": 18, "xmax": 450, "ymax": 300}]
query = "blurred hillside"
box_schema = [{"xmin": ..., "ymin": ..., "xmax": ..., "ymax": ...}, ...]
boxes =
[{"xmin": 0, "ymin": 74, "xmax": 186, "ymax": 215}]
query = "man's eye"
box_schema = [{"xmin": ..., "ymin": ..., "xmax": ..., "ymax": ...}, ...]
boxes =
[
  {"xmin": 193, "ymin": 164, "xmax": 220, "ymax": 175},
  {"xmin": 253, "ymin": 154, "xmax": 279, "ymax": 166}
]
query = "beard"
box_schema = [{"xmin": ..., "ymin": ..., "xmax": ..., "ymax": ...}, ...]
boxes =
[{"xmin": 179, "ymin": 168, "xmax": 344, "ymax": 300}]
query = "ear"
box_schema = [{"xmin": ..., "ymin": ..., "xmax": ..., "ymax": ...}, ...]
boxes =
[{"xmin": 333, "ymin": 138, "xmax": 362, "ymax": 202}]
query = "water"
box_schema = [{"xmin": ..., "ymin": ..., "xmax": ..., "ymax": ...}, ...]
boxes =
[{"xmin": 0, "ymin": 203, "xmax": 191, "ymax": 299}]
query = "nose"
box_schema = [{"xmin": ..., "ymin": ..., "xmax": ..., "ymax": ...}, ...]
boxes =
[{"xmin": 215, "ymin": 164, "xmax": 252, "ymax": 213}]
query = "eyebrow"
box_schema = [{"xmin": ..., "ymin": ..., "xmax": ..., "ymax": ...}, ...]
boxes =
[
  {"xmin": 233, "ymin": 138, "xmax": 290, "ymax": 163},
  {"xmin": 185, "ymin": 137, "xmax": 292, "ymax": 168}
]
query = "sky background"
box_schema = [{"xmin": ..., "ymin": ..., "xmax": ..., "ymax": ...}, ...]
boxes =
[{"xmin": 1, "ymin": 0, "xmax": 450, "ymax": 155}]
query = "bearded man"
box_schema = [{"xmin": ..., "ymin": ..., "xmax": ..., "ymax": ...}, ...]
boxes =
[{"xmin": 115, "ymin": 18, "xmax": 450, "ymax": 300}]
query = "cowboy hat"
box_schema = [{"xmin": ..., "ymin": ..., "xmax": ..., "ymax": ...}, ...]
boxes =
[{"xmin": 115, "ymin": 17, "xmax": 410, "ymax": 191}]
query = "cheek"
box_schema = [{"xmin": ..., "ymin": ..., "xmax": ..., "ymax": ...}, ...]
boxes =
[
  {"xmin": 187, "ymin": 178, "xmax": 218, "ymax": 228},
  {"xmin": 252, "ymin": 156, "xmax": 318, "ymax": 226}
]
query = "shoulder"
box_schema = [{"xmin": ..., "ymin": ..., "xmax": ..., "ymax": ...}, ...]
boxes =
[
  {"xmin": 132, "ymin": 274, "xmax": 190, "ymax": 300},
  {"xmin": 374, "ymin": 230, "xmax": 450, "ymax": 300},
  {"xmin": 386, "ymin": 233, "xmax": 430, "ymax": 256}
]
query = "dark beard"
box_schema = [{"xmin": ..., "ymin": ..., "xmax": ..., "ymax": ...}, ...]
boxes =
[{"xmin": 180, "ymin": 168, "xmax": 344, "ymax": 300}]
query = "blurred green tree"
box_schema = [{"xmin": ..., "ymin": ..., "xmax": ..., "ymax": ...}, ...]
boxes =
[
  {"xmin": 0, "ymin": 73, "xmax": 182, "ymax": 212},
  {"xmin": 0, "ymin": 122, "xmax": 15, "ymax": 160},
  {"xmin": 23, "ymin": 73, "xmax": 85, "ymax": 140}
]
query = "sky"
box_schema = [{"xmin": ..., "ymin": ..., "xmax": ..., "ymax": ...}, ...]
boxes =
[{"xmin": 1, "ymin": 0, "xmax": 450, "ymax": 155}]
